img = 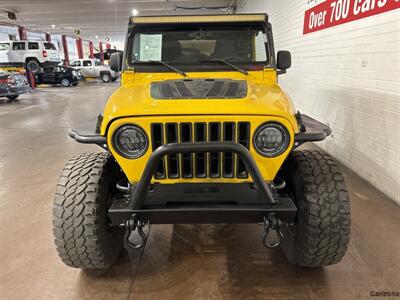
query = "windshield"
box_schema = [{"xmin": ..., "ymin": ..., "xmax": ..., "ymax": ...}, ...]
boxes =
[{"xmin": 129, "ymin": 25, "xmax": 269, "ymax": 66}]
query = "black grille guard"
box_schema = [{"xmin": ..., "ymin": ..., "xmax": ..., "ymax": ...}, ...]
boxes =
[{"xmin": 130, "ymin": 142, "xmax": 276, "ymax": 209}]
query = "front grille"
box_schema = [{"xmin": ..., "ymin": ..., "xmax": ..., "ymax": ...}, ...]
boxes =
[{"xmin": 151, "ymin": 122, "xmax": 251, "ymax": 179}]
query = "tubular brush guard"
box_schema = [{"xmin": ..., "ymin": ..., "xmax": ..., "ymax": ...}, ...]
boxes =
[{"xmin": 108, "ymin": 142, "xmax": 297, "ymax": 226}]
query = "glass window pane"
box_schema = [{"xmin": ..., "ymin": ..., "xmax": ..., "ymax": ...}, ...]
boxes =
[
  {"xmin": 255, "ymin": 32, "xmax": 267, "ymax": 62},
  {"xmin": 13, "ymin": 42, "xmax": 25, "ymax": 50},
  {"xmin": 28, "ymin": 42, "xmax": 39, "ymax": 50}
]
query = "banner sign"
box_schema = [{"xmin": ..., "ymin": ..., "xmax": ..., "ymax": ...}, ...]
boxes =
[{"xmin": 303, "ymin": 0, "xmax": 399, "ymax": 34}]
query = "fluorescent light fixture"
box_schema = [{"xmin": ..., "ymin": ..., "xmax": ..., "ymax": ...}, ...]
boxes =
[{"xmin": 132, "ymin": 9, "xmax": 139, "ymax": 16}]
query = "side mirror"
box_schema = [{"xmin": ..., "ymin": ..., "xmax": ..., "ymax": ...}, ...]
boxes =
[
  {"xmin": 277, "ymin": 50, "xmax": 291, "ymax": 74},
  {"xmin": 110, "ymin": 52, "xmax": 123, "ymax": 72}
]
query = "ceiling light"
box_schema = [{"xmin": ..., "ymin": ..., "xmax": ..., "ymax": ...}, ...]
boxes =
[
  {"xmin": 51, "ymin": 24, "xmax": 55, "ymax": 28},
  {"xmin": 95, "ymin": 35, "xmax": 99, "ymax": 39},
  {"xmin": 132, "ymin": 9, "xmax": 139, "ymax": 16}
]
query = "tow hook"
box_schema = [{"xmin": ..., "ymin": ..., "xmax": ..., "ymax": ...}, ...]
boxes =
[
  {"xmin": 261, "ymin": 213, "xmax": 284, "ymax": 249},
  {"xmin": 121, "ymin": 215, "xmax": 148, "ymax": 249}
]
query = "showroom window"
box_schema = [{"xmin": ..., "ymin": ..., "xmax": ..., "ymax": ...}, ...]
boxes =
[
  {"xmin": 28, "ymin": 42, "xmax": 39, "ymax": 50},
  {"xmin": 12, "ymin": 42, "xmax": 25, "ymax": 50}
]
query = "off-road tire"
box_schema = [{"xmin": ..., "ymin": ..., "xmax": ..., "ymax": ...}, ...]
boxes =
[
  {"xmin": 53, "ymin": 152, "xmax": 125, "ymax": 269},
  {"xmin": 25, "ymin": 59, "xmax": 41, "ymax": 73},
  {"xmin": 280, "ymin": 150, "xmax": 351, "ymax": 267},
  {"xmin": 101, "ymin": 72, "xmax": 111, "ymax": 83}
]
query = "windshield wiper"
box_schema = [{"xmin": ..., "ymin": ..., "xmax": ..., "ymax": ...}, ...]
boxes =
[
  {"xmin": 200, "ymin": 59, "xmax": 248, "ymax": 75},
  {"xmin": 148, "ymin": 60, "xmax": 187, "ymax": 77}
]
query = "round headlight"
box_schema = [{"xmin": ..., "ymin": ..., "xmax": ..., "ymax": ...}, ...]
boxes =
[
  {"xmin": 253, "ymin": 123, "xmax": 290, "ymax": 157},
  {"xmin": 113, "ymin": 125, "xmax": 148, "ymax": 159}
]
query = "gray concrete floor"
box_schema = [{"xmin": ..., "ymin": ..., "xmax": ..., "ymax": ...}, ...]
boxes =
[{"xmin": 0, "ymin": 83, "xmax": 399, "ymax": 300}]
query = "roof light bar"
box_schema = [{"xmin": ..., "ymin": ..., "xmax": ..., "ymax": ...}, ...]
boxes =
[{"xmin": 130, "ymin": 14, "xmax": 267, "ymax": 24}]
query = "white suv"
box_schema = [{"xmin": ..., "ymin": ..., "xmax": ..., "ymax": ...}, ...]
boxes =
[
  {"xmin": 69, "ymin": 59, "xmax": 118, "ymax": 83},
  {"xmin": 0, "ymin": 40, "xmax": 61, "ymax": 73}
]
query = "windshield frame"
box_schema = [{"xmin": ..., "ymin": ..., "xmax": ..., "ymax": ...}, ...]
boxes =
[{"xmin": 125, "ymin": 22, "xmax": 273, "ymax": 73}]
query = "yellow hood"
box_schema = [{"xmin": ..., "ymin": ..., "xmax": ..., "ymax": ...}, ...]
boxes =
[{"xmin": 100, "ymin": 70, "xmax": 298, "ymax": 135}]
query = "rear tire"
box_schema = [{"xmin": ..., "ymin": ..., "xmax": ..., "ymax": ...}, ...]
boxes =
[
  {"xmin": 25, "ymin": 59, "xmax": 41, "ymax": 73},
  {"xmin": 280, "ymin": 150, "xmax": 351, "ymax": 267},
  {"xmin": 53, "ymin": 152, "xmax": 125, "ymax": 269}
]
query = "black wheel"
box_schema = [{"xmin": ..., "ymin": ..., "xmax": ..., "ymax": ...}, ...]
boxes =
[
  {"xmin": 111, "ymin": 77, "xmax": 117, "ymax": 82},
  {"xmin": 60, "ymin": 78, "xmax": 71, "ymax": 87},
  {"xmin": 25, "ymin": 59, "xmax": 41, "ymax": 73},
  {"xmin": 101, "ymin": 72, "xmax": 111, "ymax": 83},
  {"xmin": 280, "ymin": 150, "xmax": 351, "ymax": 267},
  {"xmin": 53, "ymin": 152, "xmax": 125, "ymax": 269},
  {"xmin": 6, "ymin": 95, "xmax": 19, "ymax": 101}
]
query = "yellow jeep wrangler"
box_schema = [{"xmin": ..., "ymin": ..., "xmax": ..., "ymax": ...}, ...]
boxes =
[{"xmin": 53, "ymin": 14, "xmax": 350, "ymax": 270}]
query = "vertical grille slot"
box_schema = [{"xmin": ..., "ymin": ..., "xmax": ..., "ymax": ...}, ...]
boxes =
[
  {"xmin": 209, "ymin": 122, "xmax": 221, "ymax": 178},
  {"xmin": 237, "ymin": 122, "xmax": 250, "ymax": 178},
  {"xmin": 151, "ymin": 123, "xmax": 165, "ymax": 179},
  {"xmin": 180, "ymin": 123, "xmax": 193, "ymax": 178},
  {"xmin": 194, "ymin": 123, "xmax": 207, "ymax": 178},
  {"xmin": 223, "ymin": 122, "xmax": 235, "ymax": 178},
  {"xmin": 166, "ymin": 123, "xmax": 179, "ymax": 178}
]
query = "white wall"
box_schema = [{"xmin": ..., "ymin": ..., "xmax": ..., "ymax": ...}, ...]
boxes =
[{"xmin": 237, "ymin": 0, "xmax": 400, "ymax": 204}]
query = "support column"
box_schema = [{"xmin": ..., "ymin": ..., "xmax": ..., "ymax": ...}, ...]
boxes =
[
  {"xmin": 89, "ymin": 41, "xmax": 94, "ymax": 58},
  {"xmin": 18, "ymin": 26, "xmax": 27, "ymax": 40},
  {"xmin": 76, "ymin": 38, "xmax": 84, "ymax": 59},
  {"xmin": 99, "ymin": 42, "xmax": 104, "ymax": 64},
  {"xmin": 61, "ymin": 35, "xmax": 69, "ymax": 66}
]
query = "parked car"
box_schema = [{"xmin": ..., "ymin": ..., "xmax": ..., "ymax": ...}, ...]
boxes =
[
  {"xmin": 0, "ymin": 70, "xmax": 30, "ymax": 101},
  {"xmin": 35, "ymin": 66, "xmax": 81, "ymax": 87},
  {"xmin": 69, "ymin": 59, "xmax": 118, "ymax": 82},
  {"xmin": 93, "ymin": 49, "xmax": 123, "ymax": 61},
  {"xmin": 0, "ymin": 40, "xmax": 61, "ymax": 73}
]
